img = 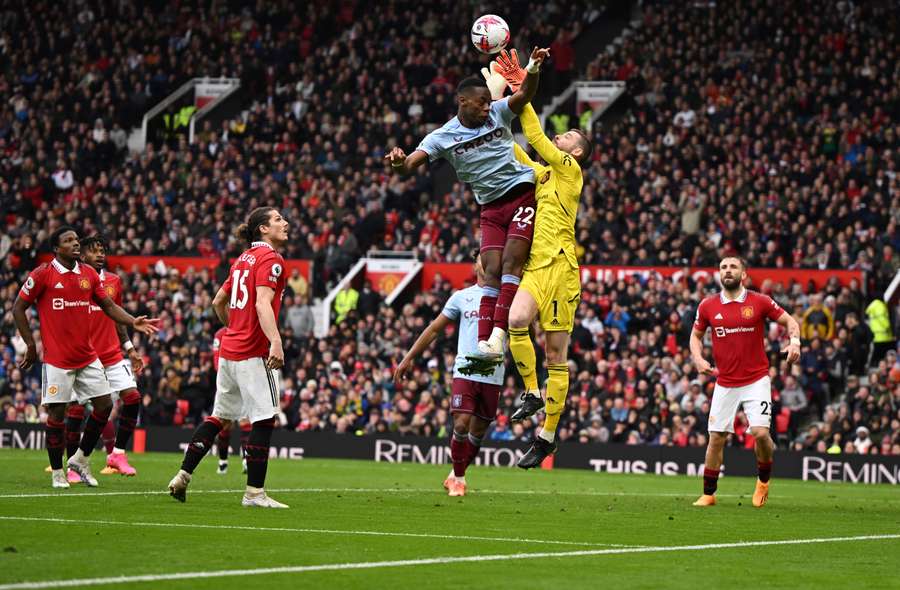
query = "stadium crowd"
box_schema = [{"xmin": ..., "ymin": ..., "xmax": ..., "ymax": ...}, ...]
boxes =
[{"xmin": 0, "ymin": 0, "xmax": 898, "ymax": 456}]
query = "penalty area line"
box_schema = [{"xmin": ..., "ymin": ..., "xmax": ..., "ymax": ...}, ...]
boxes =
[
  {"xmin": 0, "ymin": 515, "xmax": 635, "ymax": 549},
  {"xmin": 0, "ymin": 533, "xmax": 898, "ymax": 589}
]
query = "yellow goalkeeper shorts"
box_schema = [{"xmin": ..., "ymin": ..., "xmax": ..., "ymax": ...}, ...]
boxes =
[{"xmin": 520, "ymin": 255, "xmax": 581, "ymax": 333}]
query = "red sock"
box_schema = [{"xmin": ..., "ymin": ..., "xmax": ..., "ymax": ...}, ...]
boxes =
[
  {"xmin": 478, "ymin": 288, "xmax": 499, "ymax": 342},
  {"xmin": 703, "ymin": 468, "xmax": 719, "ymax": 495},
  {"xmin": 493, "ymin": 275, "xmax": 521, "ymax": 332},
  {"xmin": 450, "ymin": 432, "xmax": 468, "ymax": 477},
  {"xmin": 463, "ymin": 434, "xmax": 482, "ymax": 467},
  {"xmin": 757, "ymin": 461, "xmax": 772, "ymax": 483},
  {"xmin": 102, "ymin": 419, "xmax": 116, "ymax": 454}
]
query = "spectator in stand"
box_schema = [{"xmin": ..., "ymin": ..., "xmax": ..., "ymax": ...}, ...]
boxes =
[{"xmin": 801, "ymin": 294, "xmax": 835, "ymax": 341}]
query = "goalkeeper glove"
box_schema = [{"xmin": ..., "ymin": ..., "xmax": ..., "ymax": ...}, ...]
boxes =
[
  {"xmin": 495, "ymin": 48, "xmax": 527, "ymax": 92},
  {"xmin": 480, "ymin": 61, "xmax": 507, "ymax": 101}
]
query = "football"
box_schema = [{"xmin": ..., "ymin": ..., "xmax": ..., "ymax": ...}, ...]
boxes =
[{"xmin": 471, "ymin": 14, "xmax": 510, "ymax": 54}]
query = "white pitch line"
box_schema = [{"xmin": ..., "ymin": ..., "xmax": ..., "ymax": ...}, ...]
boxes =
[
  {"xmin": 0, "ymin": 486, "xmax": 754, "ymax": 499},
  {"xmin": 0, "ymin": 516, "xmax": 634, "ymax": 548},
  {"xmin": 1, "ymin": 533, "xmax": 898, "ymax": 590}
]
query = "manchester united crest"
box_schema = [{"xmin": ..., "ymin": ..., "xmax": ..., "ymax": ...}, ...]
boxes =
[
  {"xmin": 741, "ymin": 306, "xmax": 754, "ymax": 319},
  {"xmin": 106, "ymin": 285, "xmax": 116, "ymax": 297},
  {"xmin": 79, "ymin": 278, "xmax": 91, "ymax": 290}
]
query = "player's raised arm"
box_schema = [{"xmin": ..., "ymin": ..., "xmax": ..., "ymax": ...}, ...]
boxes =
[
  {"xmin": 393, "ymin": 313, "xmax": 453, "ymax": 386},
  {"xmin": 506, "ymin": 46, "xmax": 549, "ymax": 115},
  {"xmin": 385, "ymin": 147, "xmax": 428, "ymax": 176}
]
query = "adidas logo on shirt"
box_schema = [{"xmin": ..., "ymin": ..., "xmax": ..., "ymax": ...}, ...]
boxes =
[
  {"xmin": 55, "ymin": 282, "xmax": 64, "ymax": 289},
  {"xmin": 714, "ymin": 313, "xmax": 723, "ymax": 320}
]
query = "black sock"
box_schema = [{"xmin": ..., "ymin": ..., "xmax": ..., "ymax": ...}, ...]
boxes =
[
  {"xmin": 217, "ymin": 429, "xmax": 230, "ymax": 461},
  {"xmin": 79, "ymin": 408, "xmax": 112, "ymax": 457},
  {"xmin": 64, "ymin": 411, "xmax": 84, "ymax": 459},
  {"xmin": 240, "ymin": 424, "xmax": 251, "ymax": 458},
  {"xmin": 180, "ymin": 417, "xmax": 223, "ymax": 474},
  {"xmin": 46, "ymin": 419, "xmax": 65, "ymax": 470},
  {"xmin": 115, "ymin": 395, "xmax": 141, "ymax": 450},
  {"xmin": 245, "ymin": 418, "xmax": 276, "ymax": 488}
]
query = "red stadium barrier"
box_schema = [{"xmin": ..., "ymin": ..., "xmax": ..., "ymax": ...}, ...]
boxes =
[{"xmin": 421, "ymin": 263, "xmax": 863, "ymax": 292}]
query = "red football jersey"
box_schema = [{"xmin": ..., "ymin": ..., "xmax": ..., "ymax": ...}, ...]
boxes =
[
  {"xmin": 212, "ymin": 327, "xmax": 227, "ymax": 371},
  {"xmin": 89, "ymin": 270, "xmax": 124, "ymax": 366},
  {"xmin": 18, "ymin": 259, "xmax": 108, "ymax": 369},
  {"xmin": 219, "ymin": 242, "xmax": 286, "ymax": 361},
  {"xmin": 694, "ymin": 288, "xmax": 785, "ymax": 387}
]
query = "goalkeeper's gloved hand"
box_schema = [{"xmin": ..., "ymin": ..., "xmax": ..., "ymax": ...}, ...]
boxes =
[
  {"xmin": 495, "ymin": 48, "xmax": 527, "ymax": 92},
  {"xmin": 480, "ymin": 61, "xmax": 508, "ymax": 101}
]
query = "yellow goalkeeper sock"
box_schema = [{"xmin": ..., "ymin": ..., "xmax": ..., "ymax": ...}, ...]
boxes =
[
  {"xmin": 508, "ymin": 327, "xmax": 538, "ymax": 393},
  {"xmin": 541, "ymin": 363, "xmax": 570, "ymax": 441}
]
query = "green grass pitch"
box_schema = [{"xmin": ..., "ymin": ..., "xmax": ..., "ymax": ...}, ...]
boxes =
[{"xmin": 0, "ymin": 450, "xmax": 898, "ymax": 589}]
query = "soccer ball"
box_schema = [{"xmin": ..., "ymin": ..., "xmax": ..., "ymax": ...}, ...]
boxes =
[{"xmin": 471, "ymin": 14, "xmax": 510, "ymax": 54}]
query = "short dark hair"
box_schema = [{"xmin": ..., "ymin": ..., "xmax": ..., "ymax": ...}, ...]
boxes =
[
  {"xmin": 573, "ymin": 129, "xmax": 593, "ymax": 164},
  {"xmin": 456, "ymin": 76, "xmax": 488, "ymax": 95},
  {"xmin": 80, "ymin": 234, "xmax": 108, "ymax": 253},
  {"xmin": 235, "ymin": 207, "xmax": 277, "ymax": 244},
  {"xmin": 50, "ymin": 226, "xmax": 78, "ymax": 249}
]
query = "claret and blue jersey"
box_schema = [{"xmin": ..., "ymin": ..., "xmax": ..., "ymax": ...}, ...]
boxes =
[{"xmin": 416, "ymin": 97, "xmax": 534, "ymax": 205}]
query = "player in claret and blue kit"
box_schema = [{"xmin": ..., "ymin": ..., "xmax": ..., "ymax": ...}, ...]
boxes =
[
  {"xmin": 690, "ymin": 256, "xmax": 801, "ymax": 508},
  {"xmin": 385, "ymin": 47, "xmax": 550, "ymax": 367}
]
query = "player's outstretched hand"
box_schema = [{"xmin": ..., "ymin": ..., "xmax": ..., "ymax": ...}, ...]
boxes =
[
  {"xmin": 19, "ymin": 343, "xmax": 37, "ymax": 371},
  {"xmin": 530, "ymin": 46, "xmax": 551, "ymax": 67},
  {"xmin": 267, "ymin": 341, "xmax": 284, "ymax": 370},
  {"xmin": 133, "ymin": 316, "xmax": 160, "ymax": 335},
  {"xmin": 781, "ymin": 342, "xmax": 801, "ymax": 365},
  {"xmin": 128, "ymin": 348, "xmax": 144, "ymax": 374},
  {"xmin": 384, "ymin": 147, "xmax": 406, "ymax": 167},
  {"xmin": 495, "ymin": 49, "xmax": 526, "ymax": 91},
  {"xmin": 393, "ymin": 358, "xmax": 412, "ymax": 387}
]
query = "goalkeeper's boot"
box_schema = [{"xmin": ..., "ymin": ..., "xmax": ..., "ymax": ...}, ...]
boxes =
[
  {"xmin": 242, "ymin": 489, "xmax": 289, "ymax": 508},
  {"xmin": 517, "ymin": 437, "xmax": 557, "ymax": 469},
  {"xmin": 448, "ymin": 479, "xmax": 467, "ymax": 497},
  {"xmin": 510, "ymin": 392, "xmax": 544, "ymax": 422},
  {"xmin": 692, "ymin": 494, "xmax": 717, "ymax": 507},
  {"xmin": 168, "ymin": 469, "xmax": 192, "ymax": 503},
  {"xmin": 752, "ymin": 480, "xmax": 769, "ymax": 508}
]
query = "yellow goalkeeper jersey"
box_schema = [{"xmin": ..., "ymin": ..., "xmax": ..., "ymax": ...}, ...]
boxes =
[{"xmin": 513, "ymin": 103, "xmax": 583, "ymax": 271}]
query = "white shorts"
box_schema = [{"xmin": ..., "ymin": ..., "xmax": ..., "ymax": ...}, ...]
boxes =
[
  {"xmin": 213, "ymin": 358, "xmax": 280, "ymax": 424},
  {"xmin": 41, "ymin": 359, "xmax": 112, "ymax": 405},
  {"xmin": 105, "ymin": 359, "xmax": 138, "ymax": 400},
  {"xmin": 708, "ymin": 375, "xmax": 772, "ymax": 434}
]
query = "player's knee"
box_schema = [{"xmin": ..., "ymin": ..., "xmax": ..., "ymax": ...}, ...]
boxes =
[
  {"xmin": 545, "ymin": 347, "xmax": 567, "ymax": 365},
  {"xmin": 750, "ymin": 427, "xmax": 771, "ymax": 441},
  {"xmin": 92, "ymin": 395, "xmax": 113, "ymax": 412},
  {"xmin": 508, "ymin": 308, "xmax": 531, "ymax": 329},
  {"xmin": 709, "ymin": 432, "xmax": 728, "ymax": 447},
  {"xmin": 453, "ymin": 413, "xmax": 471, "ymax": 433}
]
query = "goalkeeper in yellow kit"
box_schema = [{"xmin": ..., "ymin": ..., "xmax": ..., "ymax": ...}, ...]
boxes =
[{"xmin": 486, "ymin": 49, "xmax": 592, "ymax": 469}]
